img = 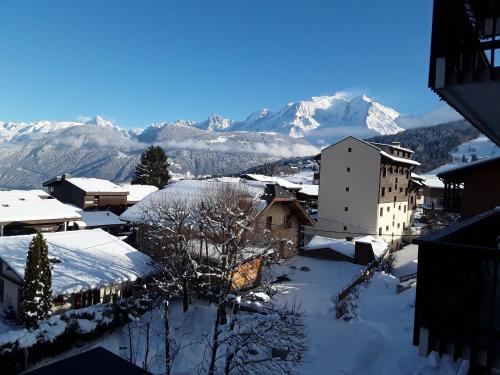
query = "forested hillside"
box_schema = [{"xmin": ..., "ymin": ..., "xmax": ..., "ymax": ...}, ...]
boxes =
[
  {"xmin": 367, "ymin": 120, "xmax": 479, "ymax": 172},
  {"xmin": 239, "ymin": 120, "xmax": 480, "ymax": 176}
]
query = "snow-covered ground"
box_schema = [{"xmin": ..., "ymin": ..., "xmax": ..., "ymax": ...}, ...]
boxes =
[
  {"xmin": 11, "ymin": 256, "xmax": 460, "ymax": 374},
  {"xmin": 270, "ymin": 256, "xmax": 458, "ymax": 375},
  {"xmin": 282, "ymin": 170, "xmax": 315, "ymax": 185}
]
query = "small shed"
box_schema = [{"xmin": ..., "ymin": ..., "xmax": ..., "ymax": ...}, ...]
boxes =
[{"xmin": 303, "ymin": 235, "xmax": 388, "ymax": 265}]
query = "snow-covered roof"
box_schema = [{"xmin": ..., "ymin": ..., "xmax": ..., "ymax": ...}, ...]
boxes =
[
  {"xmin": 304, "ymin": 235, "xmax": 388, "ymax": 259},
  {"xmin": 0, "ymin": 191, "xmax": 81, "ymax": 225},
  {"xmin": 120, "ymin": 178, "xmax": 267, "ymax": 223},
  {"xmin": 119, "ymin": 184, "xmax": 159, "ymax": 203},
  {"xmin": 75, "ymin": 210, "xmax": 125, "ymax": 228},
  {"xmin": 0, "ymin": 229, "xmax": 156, "ymax": 296},
  {"xmin": 298, "ymin": 184, "xmax": 319, "ymax": 197},
  {"xmin": 355, "ymin": 235, "xmax": 389, "ymax": 258},
  {"xmin": 421, "ymin": 174, "xmax": 445, "ymax": 189},
  {"xmin": 380, "ymin": 151, "xmax": 421, "ymax": 166},
  {"xmin": 66, "ymin": 178, "xmax": 129, "ymax": 194},
  {"xmin": 410, "ymin": 172, "xmax": 425, "ymax": 181},
  {"xmin": 392, "ymin": 244, "xmax": 418, "ymax": 280},
  {"xmin": 244, "ymin": 174, "xmax": 302, "ymax": 190},
  {"xmin": 304, "ymin": 236, "xmax": 356, "ymax": 258}
]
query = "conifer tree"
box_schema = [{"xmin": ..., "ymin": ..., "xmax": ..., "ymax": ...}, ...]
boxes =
[
  {"xmin": 132, "ymin": 145, "xmax": 171, "ymax": 188},
  {"xmin": 21, "ymin": 233, "xmax": 52, "ymax": 327}
]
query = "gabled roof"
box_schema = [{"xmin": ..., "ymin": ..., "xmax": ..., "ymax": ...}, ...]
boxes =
[
  {"xmin": 120, "ymin": 178, "xmax": 268, "ymax": 223},
  {"xmin": 243, "ymin": 174, "xmax": 302, "ymax": 190},
  {"xmin": 320, "ymin": 136, "xmax": 420, "ymax": 167},
  {"xmin": 43, "ymin": 174, "xmax": 128, "ymax": 195},
  {"xmin": 0, "ymin": 229, "xmax": 156, "ymax": 295}
]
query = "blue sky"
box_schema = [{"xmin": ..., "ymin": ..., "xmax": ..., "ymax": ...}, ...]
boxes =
[{"xmin": 0, "ymin": 0, "xmax": 438, "ymax": 128}]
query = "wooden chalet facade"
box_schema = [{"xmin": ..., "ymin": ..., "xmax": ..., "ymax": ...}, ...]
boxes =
[{"xmin": 43, "ymin": 174, "xmax": 129, "ymax": 214}]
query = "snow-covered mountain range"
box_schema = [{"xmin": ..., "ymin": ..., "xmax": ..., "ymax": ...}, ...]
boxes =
[{"xmin": 0, "ymin": 93, "xmax": 463, "ymax": 189}]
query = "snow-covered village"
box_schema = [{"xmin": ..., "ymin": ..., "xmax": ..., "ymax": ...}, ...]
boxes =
[{"xmin": 0, "ymin": 1, "xmax": 500, "ymax": 374}]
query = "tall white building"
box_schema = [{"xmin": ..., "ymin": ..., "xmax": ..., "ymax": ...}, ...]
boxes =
[{"xmin": 314, "ymin": 136, "xmax": 420, "ymax": 251}]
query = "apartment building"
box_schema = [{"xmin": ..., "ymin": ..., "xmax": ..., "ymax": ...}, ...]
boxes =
[{"xmin": 314, "ymin": 136, "xmax": 420, "ymax": 251}]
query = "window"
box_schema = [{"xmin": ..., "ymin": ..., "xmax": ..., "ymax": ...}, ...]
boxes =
[
  {"xmin": 404, "ymin": 205, "xmax": 407, "ymax": 213},
  {"xmin": 406, "ymin": 171, "xmax": 409, "ymax": 179},
  {"xmin": 410, "ymin": 196, "xmax": 414, "ymax": 204},
  {"xmin": 400, "ymin": 187, "xmax": 403, "ymax": 193},
  {"xmin": 284, "ymin": 214, "xmax": 292, "ymax": 228},
  {"xmin": 266, "ymin": 216, "xmax": 272, "ymax": 230},
  {"xmin": 386, "ymin": 226, "xmax": 389, "ymax": 231},
  {"xmin": 379, "ymin": 227, "xmax": 382, "ymax": 236},
  {"xmin": 343, "ymin": 226, "xmax": 347, "ymax": 231},
  {"xmin": 387, "ymin": 206, "xmax": 390, "ymax": 212},
  {"xmin": 346, "ymin": 167, "xmax": 351, "ymax": 172},
  {"xmin": 344, "ymin": 206, "xmax": 349, "ymax": 211},
  {"xmin": 397, "ymin": 223, "xmax": 400, "ymax": 228},
  {"xmin": 388, "ymin": 187, "xmax": 392, "ymax": 193},
  {"xmin": 393, "ymin": 196, "xmax": 397, "ymax": 202},
  {"xmin": 395, "ymin": 178, "xmax": 398, "ymax": 183},
  {"xmin": 380, "ymin": 207, "xmax": 383, "ymax": 217},
  {"xmin": 405, "ymin": 188, "xmax": 408, "ymax": 195},
  {"xmin": 346, "ymin": 187, "xmax": 350, "ymax": 192},
  {"xmin": 74, "ymin": 293, "xmax": 83, "ymax": 309},
  {"xmin": 403, "ymin": 222, "xmax": 406, "ymax": 229},
  {"xmin": 382, "ymin": 168, "xmax": 386, "ymax": 177},
  {"xmin": 348, "ymin": 147, "xmax": 352, "ymax": 152},
  {"xmin": 381, "ymin": 187, "xmax": 385, "ymax": 196},
  {"xmin": 53, "ymin": 295, "xmax": 64, "ymax": 306},
  {"xmin": 398, "ymin": 205, "xmax": 401, "ymax": 211},
  {"xmin": 389, "ymin": 167, "xmax": 393, "ymax": 173}
]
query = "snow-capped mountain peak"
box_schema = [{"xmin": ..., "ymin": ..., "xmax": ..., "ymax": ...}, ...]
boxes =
[
  {"xmin": 84, "ymin": 115, "xmax": 115, "ymax": 128},
  {"xmin": 194, "ymin": 114, "xmax": 234, "ymax": 131}
]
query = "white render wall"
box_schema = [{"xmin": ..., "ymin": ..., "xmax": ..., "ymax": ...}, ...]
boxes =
[
  {"xmin": 376, "ymin": 202, "xmax": 410, "ymax": 249},
  {"xmin": 316, "ymin": 137, "xmax": 381, "ymax": 239}
]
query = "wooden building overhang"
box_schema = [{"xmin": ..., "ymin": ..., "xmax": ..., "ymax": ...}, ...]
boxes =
[
  {"xmin": 429, "ymin": 0, "xmax": 500, "ymax": 145},
  {"xmin": 413, "ymin": 209, "xmax": 500, "ymax": 368}
]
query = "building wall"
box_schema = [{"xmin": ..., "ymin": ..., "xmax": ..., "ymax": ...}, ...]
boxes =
[
  {"xmin": 376, "ymin": 202, "xmax": 409, "ymax": 250},
  {"xmin": 257, "ymin": 202, "xmax": 301, "ymax": 257},
  {"xmin": 315, "ymin": 137, "xmax": 381, "ymax": 240},
  {"xmin": 49, "ymin": 180, "xmax": 86, "ymax": 208},
  {"xmin": 461, "ymin": 164, "xmax": 500, "ymax": 219}
]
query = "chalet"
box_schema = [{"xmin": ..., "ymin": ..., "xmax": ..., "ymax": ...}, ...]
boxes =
[
  {"xmin": 42, "ymin": 174, "xmax": 129, "ymax": 214},
  {"xmin": 314, "ymin": 137, "xmax": 420, "ymax": 251},
  {"xmin": 414, "ymin": 1, "xmax": 500, "ymax": 371},
  {"xmin": 0, "ymin": 190, "xmax": 81, "ymax": 237},
  {"xmin": 437, "ymin": 155, "xmax": 500, "ymax": 219},
  {"xmin": 120, "ymin": 178, "xmax": 315, "ymax": 259},
  {"xmin": 420, "ymin": 175, "xmax": 446, "ymax": 210},
  {"xmin": 0, "ymin": 229, "xmax": 156, "ymax": 317}
]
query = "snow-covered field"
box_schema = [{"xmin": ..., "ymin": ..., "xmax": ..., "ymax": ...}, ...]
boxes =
[{"xmin": 11, "ymin": 256, "xmax": 460, "ymax": 374}]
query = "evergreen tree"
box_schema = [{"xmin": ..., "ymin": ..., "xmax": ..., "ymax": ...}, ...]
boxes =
[
  {"xmin": 21, "ymin": 233, "xmax": 52, "ymax": 327},
  {"xmin": 132, "ymin": 145, "xmax": 171, "ymax": 188}
]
